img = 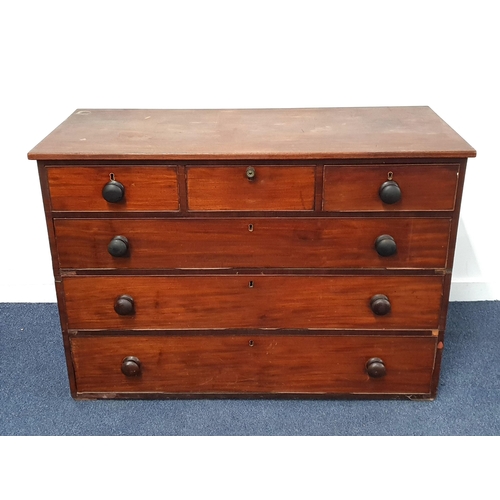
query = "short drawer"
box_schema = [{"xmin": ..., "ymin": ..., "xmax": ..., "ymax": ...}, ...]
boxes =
[
  {"xmin": 70, "ymin": 334, "xmax": 437, "ymax": 395},
  {"xmin": 54, "ymin": 217, "xmax": 451, "ymax": 270},
  {"xmin": 323, "ymin": 164, "xmax": 459, "ymax": 211},
  {"xmin": 187, "ymin": 166, "xmax": 315, "ymax": 211},
  {"xmin": 47, "ymin": 166, "xmax": 179, "ymax": 211},
  {"xmin": 63, "ymin": 275, "xmax": 444, "ymax": 330}
]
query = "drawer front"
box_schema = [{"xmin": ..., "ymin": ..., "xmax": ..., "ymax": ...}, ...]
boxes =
[
  {"xmin": 63, "ymin": 275, "xmax": 444, "ymax": 330},
  {"xmin": 71, "ymin": 334, "xmax": 436, "ymax": 395},
  {"xmin": 47, "ymin": 167, "xmax": 179, "ymax": 211},
  {"xmin": 187, "ymin": 166, "xmax": 315, "ymax": 211},
  {"xmin": 55, "ymin": 217, "xmax": 451, "ymax": 270},
  {"xmin": 323, "ymin": 165, "xmax": 459, "ymax": 211}
]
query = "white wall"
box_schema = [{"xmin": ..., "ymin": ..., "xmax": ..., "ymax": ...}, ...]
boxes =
[{"xmin": 1, "ymin": 0, "xmax": 498, "ymax": 302}]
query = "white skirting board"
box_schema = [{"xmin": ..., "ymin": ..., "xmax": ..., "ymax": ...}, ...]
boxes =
[
  {"xmin": 449, "ymin": 281, "xmax": 500, "ymax": 302},
  {"xmin": 0, "ymin": 284, "xmax": 57, "ymax": 303}
]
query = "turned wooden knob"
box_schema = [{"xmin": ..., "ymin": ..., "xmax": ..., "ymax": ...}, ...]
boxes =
[
  {"xmin": 114, "ymin": 295, "xmax": 135, "ymax": 315},
  {"xmin": 379, "ymin": 180, "xmax": 401, "ymax": 204},
  {"xmin": 375, "ymin": 234, "xmax": 397, "ymax": 257},
  {"xmin": 121, "ymin": 356, "xmax": 142, "ymax": 376},
  {"xmin": 108, "ymin": 235, "xmax": 129, "ymax": 257},
  {"xmin": 370, "ymin": 294, "xmax": 391, "ymax": 315},
  {"xmin": 366, "ymin": 357, "xmax": 386, "ymax": 378},
  {"xmin": 102, "ymin": 180, "xmax": 125, "ymax": 203}
]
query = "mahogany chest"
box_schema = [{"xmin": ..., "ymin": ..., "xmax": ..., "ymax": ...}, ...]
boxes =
[{"xmin": 28, "ymin": 107, "xmax": 475, "ymax": 399}]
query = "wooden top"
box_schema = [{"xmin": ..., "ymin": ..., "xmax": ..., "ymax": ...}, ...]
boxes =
[{"xmin": 28, "ymin": 107, "xmax": 476, "ymax": 161}]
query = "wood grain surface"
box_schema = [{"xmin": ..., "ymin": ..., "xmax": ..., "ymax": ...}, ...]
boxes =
[
  {"xmin": 70, "ymin": 334, "xmax": 436, "ymax": 394},
  {"xmin": 63, "ymin": 275, "xmax": 444, "ymax": 330},
  {"xmin": 187, "ymin": 166, "xmax": 315, "ymax": 211},
  {"xmin": 28, "ymin": 107, "xmax": 476, "ymax": 160},
  {"xmin": 54, "ymin": 217, "xmax": 451, "ymax": 270},
  {"xmin": 323, "ymin": 164, "xmax": 459, "ymax": 211},
  {"xmin": 47, "ymin": 166, "xmax": 179, "ymax": 211}
]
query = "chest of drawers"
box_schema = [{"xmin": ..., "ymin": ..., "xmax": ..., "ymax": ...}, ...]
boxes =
[{"xmin": 28, "ymin": 107, "xmax": 475, "ymax": 399}]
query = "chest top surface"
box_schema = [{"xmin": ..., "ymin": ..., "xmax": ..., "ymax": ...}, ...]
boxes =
[{"xmin": 27, "ymin": 107, "xmax": 476, "ymax": 161}]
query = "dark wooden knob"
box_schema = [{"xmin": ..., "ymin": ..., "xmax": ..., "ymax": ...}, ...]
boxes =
[
  {"xmin": 370, "ymin": 294, "xmax": 391, "ymax": 315},
  {"xmin": 366, "ymin": 357, "xmax": 386, "ymax": 378},
  {"xmin": 379, "ymin": 180, "xmax": 401, "ymax": 204},
  {"xmin": 246, "ymin": 166, "xmax": 256, "ymax": 180},
  {"xmin": 102, "ymin": 180, "xmax": 125, "ymax": 203},
  {"xmin": 121, "ymin": 356, "xmax": 142, "ymax": 376},
  {"xmin": 375, "ymin": 234, "xmax": 397, "ymax": 256},
  {"xmin": 114, "ymin": 295, "xmax": 135, "ymax": 315},
  {"xmin": 108, "ymin": 235, "xmax": 129, "ymax": 257}
]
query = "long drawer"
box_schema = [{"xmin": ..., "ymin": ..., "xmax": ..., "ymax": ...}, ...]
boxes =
[
  {"xmin": 63, "ymin": 275, "xmax": 444, "ymax": 330},
  {"xmin": 70, "ymin": 334, "xmax": 437, "ymax": 395},
  {"xmin": 54, "ymin": 217, "xmax": 451, "ymax": 270}
]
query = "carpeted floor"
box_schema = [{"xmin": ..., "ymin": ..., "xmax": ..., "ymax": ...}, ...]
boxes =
[{"xmin": 0, "ymin": 301, "xmax": 498, "ymax": 435}]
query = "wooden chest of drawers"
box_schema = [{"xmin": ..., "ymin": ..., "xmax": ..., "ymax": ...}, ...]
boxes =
[{"xmin": 28, "ymin": 107, "xmax": 475, "ymax": 399}]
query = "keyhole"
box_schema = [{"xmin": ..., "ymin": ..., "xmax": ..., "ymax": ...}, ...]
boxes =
[
  {"xmin": 387, "ymin": 171, "xmax": 394, "ymax": 181},
  {"xmin": 248, "ymin": 340, "xmax": 254, "ymax": 347},
  {"xmin": 248, "ymin": 281, "xmax": 254, "ymax": 288},
  {"xmin": 248, "ymin": 224, "xmax": 254, "ymax": 232},
  {"xmin": 109, "ymin": 172, "xmax": 115, "ymax": 181}
]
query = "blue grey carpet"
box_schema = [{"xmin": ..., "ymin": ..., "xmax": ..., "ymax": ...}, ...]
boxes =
[{"xmin": 1, "ymin": 302, "xmax": 499, "ymax": 435}]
